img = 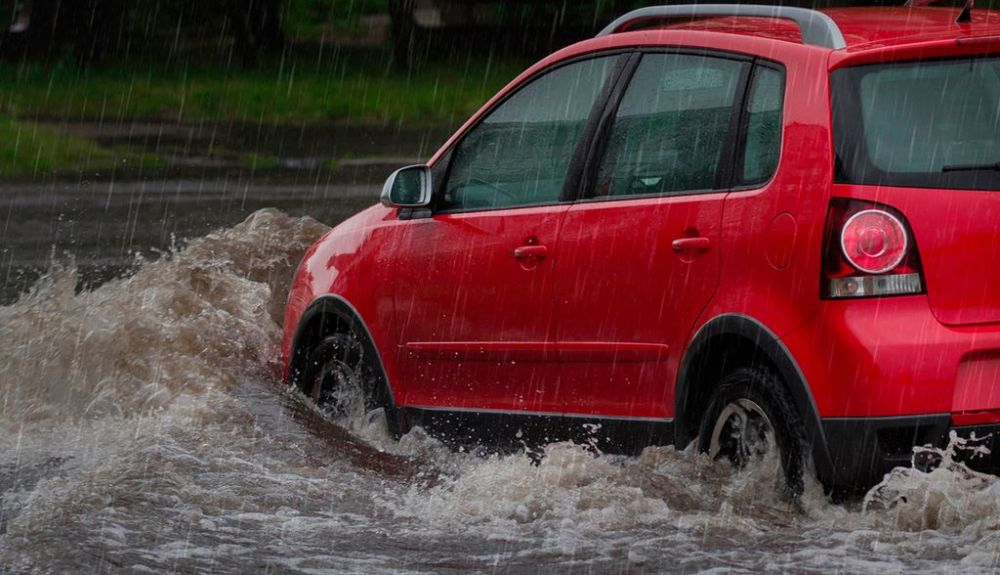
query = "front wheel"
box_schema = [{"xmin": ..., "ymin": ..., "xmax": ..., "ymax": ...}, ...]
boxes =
[
  {"xmin": 698, "ymin": 366, "xmax": 807, "ymax": 497},
  {"xmin": 298, "ymin": 331, "xmax": 403, "ymax": 437}
]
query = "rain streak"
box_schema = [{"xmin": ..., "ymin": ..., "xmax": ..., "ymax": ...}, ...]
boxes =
[{"xmin": 2, "ymin": 1, "xmax": 1000, "ymax": 573}]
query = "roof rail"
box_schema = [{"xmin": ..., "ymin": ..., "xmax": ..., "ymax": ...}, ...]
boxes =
[{"xmin": 596, "ymin": 4, "xmax": 847, "ymax": 50}]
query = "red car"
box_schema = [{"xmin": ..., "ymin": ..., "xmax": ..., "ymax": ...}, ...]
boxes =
[{"xmin": 283, "ymin": 4, "xmax": 1000, "ymax": 494}]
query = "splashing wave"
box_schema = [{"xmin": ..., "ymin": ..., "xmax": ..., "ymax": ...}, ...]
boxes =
[
  {"xmin": 0, "ymin": 208, "xmax": 328, "ymax": 424},
  {"xmin": 1, "ymin": 209, "xmax": 999, "ymax": 573}
]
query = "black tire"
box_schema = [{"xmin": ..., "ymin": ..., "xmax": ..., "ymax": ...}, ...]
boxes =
[
  {"xmin": 298, "ymin": 331, "xmax": 404, "ymax": 438},
  {"xmin": 698, "ymin": 366, "xmax": 807, "ymax": 497}
]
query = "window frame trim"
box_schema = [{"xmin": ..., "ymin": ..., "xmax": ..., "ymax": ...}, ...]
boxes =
[{"xmin": 729, "ymin": 60, "xmax": 787, "ymax": 193}]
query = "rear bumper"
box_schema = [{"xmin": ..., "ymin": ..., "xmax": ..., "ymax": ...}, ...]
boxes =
[
  {"xmin": 781, "ymin": 296, "xmax": 1000, "ymax": 489},
  {"xmin": 822, "ymin": 415, "xmax": 1000, "ymax": 491},
  {"xmin": 784, "ymin": 296, "xmax": 1000, "ymax": 419}
]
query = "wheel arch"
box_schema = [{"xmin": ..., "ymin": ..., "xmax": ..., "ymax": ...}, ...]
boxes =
[
  {"xmin": 674, "ymin": 313, "xmax": 834, "ymax": 484},
  {"xmin": 287, "ymin": 294, "xmax": 398, "ymax": 408}
]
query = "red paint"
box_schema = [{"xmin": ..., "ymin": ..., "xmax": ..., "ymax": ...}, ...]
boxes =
[
  {"xmin": 765, "ymin": 212, "xmax": 797, "ymax": 270},
  {"xmin": 558, "ymin": 342, "xmax": 670, "ymax": 363},
  {"xmin": 404, "ymin": 341, "xmax": 669, "ymax": 363},
  {"xmin": 405, "ymin": 342, "xmax": 558, "ymax": 362},
  {"xmin": 953, "ymin": 353, "xmax": 1000, "ymax": 412},
  {"xmin": 282, "ymin": 7, "xmax": 1000, "ymax": 437},
  {"xmin": 780, "ymin": 295, "xmax": 1000, "ymax": 417},
  {"xmin": 831, "ymin": 185, "xmax": 1000, "ymax": 326},
  {"xmin": 953, "ymin": 411, "xmax": 1000, "ymax": 427},
  {"xmin": 552, "ymin": 194, "xmax": 725, "ymax": 418},
  {"xmin": 388, "ymin": 206, "xmax": 568, "ymax": 410}
]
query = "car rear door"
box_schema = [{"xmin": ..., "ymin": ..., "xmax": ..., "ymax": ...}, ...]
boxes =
[
  {"xmin": 831, "ymin": 55, "xmax": 1000, "ymax": 326},
  {"xmin": 391, "ymin": 54, "xmax": 624, "ymax": 412},
  {"xmin": 550, "ymin": 50, "xmax": 758, "ymax": 419}
]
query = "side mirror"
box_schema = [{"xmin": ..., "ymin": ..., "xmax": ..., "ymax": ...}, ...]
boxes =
[{"xmin": 381, "ymin": 164, "xmax": 432, "ymax": 208}]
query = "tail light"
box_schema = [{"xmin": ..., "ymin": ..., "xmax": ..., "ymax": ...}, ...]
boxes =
[{"xmin": 822, "ymin": 199, "xmax": 924, "ymax": 299}]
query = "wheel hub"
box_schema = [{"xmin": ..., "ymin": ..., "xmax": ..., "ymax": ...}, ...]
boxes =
[
  {"xmin": 708, "ymin": 398, "xmax": 776, "ymax": 468},
  {"xmin": 312, "ymin": 357, "xmax": 356, "ymax": 404},
  {"xmin": 310, "ymin": 337, "xmax": 370, "ymax": 419}
]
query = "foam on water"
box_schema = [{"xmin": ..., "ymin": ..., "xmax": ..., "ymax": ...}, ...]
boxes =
[
  {"xmin": 1, "ymin": 208, "xmax": 1000, "ymax": 573},
  {"xmin": 0, "ymin": 207, "xmax": 326, "ymax": 424}
]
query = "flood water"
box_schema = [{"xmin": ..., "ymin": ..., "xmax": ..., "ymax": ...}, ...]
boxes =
[{"xmin": 3, "ymin": 178, "xmax": 1000, "ymax": 573}]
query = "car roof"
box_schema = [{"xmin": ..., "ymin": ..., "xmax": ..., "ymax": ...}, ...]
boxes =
[
  {"xmin": 620, "ymin": 7, "xmax": 1000, "ymax": 51},
  {"xmin": 824, "ymin": 7, "xmax": 1000, "ymax": 49}
]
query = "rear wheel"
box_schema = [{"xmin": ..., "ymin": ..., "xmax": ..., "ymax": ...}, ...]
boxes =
[
  {"xmin": 298, "ymin": 331, "xmax": 403, "ymax": 437},
  {"xmin": 698, "ymin": 366, "xmax": 807, "ymax": 497}
]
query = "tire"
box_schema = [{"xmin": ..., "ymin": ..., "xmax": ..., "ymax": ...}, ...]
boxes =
[
  {"xmin": 697, "ymin": 366, "xmax": 807, "ymax": 497},
  {"xmin": 297, "ymin": 331, "xmax": 404, "ymax": 438}
]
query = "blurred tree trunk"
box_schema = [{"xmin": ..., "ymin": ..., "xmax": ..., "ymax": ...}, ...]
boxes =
[
  {"xmin": 75, "ymin": 0, "xmax": 125, "ymax": 65},
  {"xmin": 23, "ymin": 0, "xmax": 125, "ymax": 65},
  {"xmin": 229, "ymin": 0, "xmax": 285, "ymax": 68},
  {"xmin": 389, "ymin": 0, "xmax": 417, "ymax": 71},
  {"xmin": 23, "ymin": 0, "xmax": 57, "ymax": 59}
]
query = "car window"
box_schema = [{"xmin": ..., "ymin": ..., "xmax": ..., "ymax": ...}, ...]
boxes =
[
  {"xmin": 833, "ymin": 57, "xmax": 1000, "ymax": 191},
  {"xmin": 740, "ymin": 65, "xmax": 784, "ymax": 185},
  {"xmin": 441, "ymin": 55, "xmax": 617, "ymax": 212},
  {"xmin": 594, "ymin": 53, "xmax": 744, "ymax": 199}
]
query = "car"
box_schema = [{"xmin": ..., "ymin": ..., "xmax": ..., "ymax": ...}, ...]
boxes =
[{"xmin": 282, "ymin": 3, "xmax": 1000, "ymax": 495}]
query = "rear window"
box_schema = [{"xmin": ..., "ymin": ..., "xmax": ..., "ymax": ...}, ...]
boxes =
[{"xmin": 832, "ymin": 56, "xmax": 1000, "ymax": 191}]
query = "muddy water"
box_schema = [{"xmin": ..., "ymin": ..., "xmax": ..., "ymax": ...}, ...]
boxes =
[{"xmin": 2, "ymin": 209, "xmax": 1000, "ymax": 573}]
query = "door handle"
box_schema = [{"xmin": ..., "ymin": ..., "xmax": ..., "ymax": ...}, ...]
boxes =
[
  {"xmin": 671, "ymin": 237, "xmax": 711, "ymax": 253},
  {"xmin": 513, "ymin": 244, "xmax": 548, "ymax": 260}
]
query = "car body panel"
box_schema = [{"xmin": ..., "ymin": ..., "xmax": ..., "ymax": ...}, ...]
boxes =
[
  {"xmin": 280, "ymin": 7, "xmax": 1000, "ymax": 490},
  {"xmin": 693, "ymin": 39, "xmax": 832, "ymax": 342},
  {"xmin": 783, "ymin": 295, "xmax": 1000, "ymax": 417},
  {"xmin": 826, "ymin": 7, "xmax": 1000, "ymax": 49},
  {"xmin": 389, "ymin": 204, "xmax": 569, "ymax": 411},
  {"xmin": 553, "ymin": 193, "xmax": 725, "ymax": 418},
  {"xmin": 832, "ymin": 184, "xmax": 1000, "ymax": 327},
  {"xmin": 281, "ymin": 204, "xmax": 404, "ymax": 387}
]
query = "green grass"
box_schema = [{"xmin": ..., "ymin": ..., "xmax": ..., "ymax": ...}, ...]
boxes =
[
  {"xmin": 0, "ymin": 52, "xmax": 527, "ymax": 176},
  {"xmin": 0, "ymin": 54, "xmax": 527, "ymax": 127},
  {"xmin": 0, "ymin": 118, "xmax": 159, "ymax": 177},
  {"xmin": 242, "ymin": 152, "xmax": 281, "ymax": 169}
]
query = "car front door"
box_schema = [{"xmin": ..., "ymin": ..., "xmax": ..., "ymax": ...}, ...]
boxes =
[
  {"xmin": 551, "ymin": 51, "xmax": 771, "ymax": 419},
  {"xmin": 392, "ymin": 54, "xmax": 622, "ymax": 412}
]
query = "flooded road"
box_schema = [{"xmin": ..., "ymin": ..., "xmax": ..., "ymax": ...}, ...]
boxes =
[
  {"xmin": 0, "ymin": 178, "xmax": 376, "ymax": 303},
  {"xmin": 3, "ymin": 182, "xmax": 1000, "ymax": 573}
]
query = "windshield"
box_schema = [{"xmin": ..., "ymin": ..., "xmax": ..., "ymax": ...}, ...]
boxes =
[{"xmin": 832, "ymin": 56, "xmax": 1000, "ymax": 190}]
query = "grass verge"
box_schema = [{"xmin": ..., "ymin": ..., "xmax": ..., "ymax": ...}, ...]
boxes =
[
  {"xmin": 0, "ymin": 53, "xmax": 527, "ymax": 127},
  {"xmin": 0, "ymin": 119, "xmax": 159, "ymax": 178}
]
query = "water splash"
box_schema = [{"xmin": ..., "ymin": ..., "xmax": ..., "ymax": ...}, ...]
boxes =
[
  {"xmin": 1, "ymin": 209, "xmax": 1000, "ymax": 572},
  {"xmin": 865, "ymin": 433, "xmax": 1000, "ymax": 533},
  {"xmin": 0, "ymin": 208, "xmax": 328, "ymax": 424}
]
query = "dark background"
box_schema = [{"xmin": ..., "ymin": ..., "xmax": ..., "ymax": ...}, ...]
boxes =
[{"xmin": 0, "ymin": 0, "xmax": 943, "ymax": 68}]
